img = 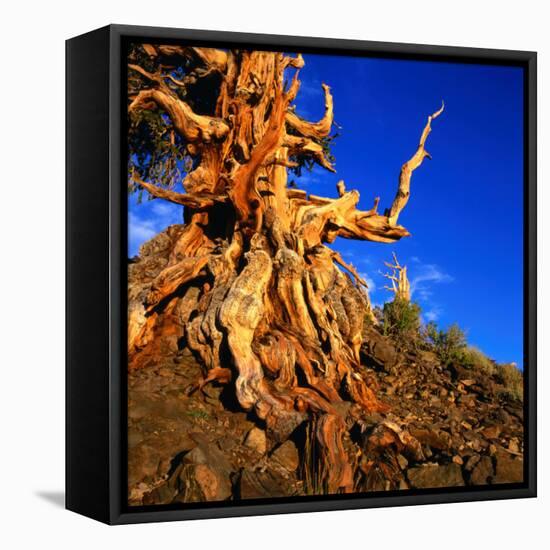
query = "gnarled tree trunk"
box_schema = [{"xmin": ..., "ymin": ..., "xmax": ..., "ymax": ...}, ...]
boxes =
[{"xmin": 127, "ymin": 45, "xmax": 443, "ymax": 494}]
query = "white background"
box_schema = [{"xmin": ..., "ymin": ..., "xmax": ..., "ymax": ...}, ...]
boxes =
[{"xmin": 0, "ymin": 0, "xmax": 546, "ymax": 547}]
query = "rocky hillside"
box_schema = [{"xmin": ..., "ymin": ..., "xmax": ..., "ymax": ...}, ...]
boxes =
[{"xmin": 128, "ymin": 228, "xmax": 524, "ymax": 506}]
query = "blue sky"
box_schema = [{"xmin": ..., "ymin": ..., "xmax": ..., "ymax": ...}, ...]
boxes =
[{"xmin": 129, "ymin": 52, "xmax": 524, "ymax": 367}]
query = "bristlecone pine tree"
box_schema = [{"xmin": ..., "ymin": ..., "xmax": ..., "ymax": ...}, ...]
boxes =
[{"xmin": 127, "ymin": 44, "xmax": 444, "ymax": 494}]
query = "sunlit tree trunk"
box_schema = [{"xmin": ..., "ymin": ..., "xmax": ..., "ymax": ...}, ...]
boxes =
[{"xmin": 127, "ymin": 45, "xmax": 443, "ymax": 493}]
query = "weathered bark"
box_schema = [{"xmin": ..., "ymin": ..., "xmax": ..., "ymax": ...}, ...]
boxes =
[{"xmin": 127, "ymin": 45, "xmax": 443, "ymax": 495}]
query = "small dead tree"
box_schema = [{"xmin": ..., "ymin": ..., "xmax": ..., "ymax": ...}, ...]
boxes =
[
  {"xmin": 382, "ymin": 252, "xmax": 411, "ymax": 302},
  {"xmin": 127, "ymin": 44, "xmax": 443, "ymax": 493}
]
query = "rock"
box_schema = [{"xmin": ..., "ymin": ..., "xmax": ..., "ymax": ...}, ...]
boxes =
[
  {"xmin": 508, "ymin": 439, "xmax": 520, "ymax": 453},
  {"xmin": 493, "ymin": 452, "xmax": 524, "ymax": 484},
  {"xmin": 244, "ymin": 427, "xmax": 267, "ymax": 455},
  {"xmin": 495, "ymin": 408, "xmax": 511, "ymax": 424},
  {"xmin": 407, "ymin": 464, "xmax": 465, "ymax": 489},
  {"xmin": 396, "ymin": 454, "xmax": 409, "ymax": 470},
  {"xmin": 464, "ymin": 454, "xmax": 481, "ymax": 471},
  {"xmin": 448, "ymin": 362, "xmax": 472, "ymax": 383},
  {"xmin": 409, "ymin": 427, "xmax": 451, "ymax": 451},
  {"xmin": 266, "ymin": 409, "xmax": 307, "ymax": 444},
  {"xmin": 142, "ymin": 480, "xmax": 178, "ymax": 505},
  {"xmin": 469, "ymin": 456, "xmax": 493, "ymax": 485},
  {"xmin": 239, "ymin": 468, "xmax": 296, "ymax": 499},
  {"xmin": 361, "ymin": 326, "xmax": 399, "ymax": 370},
  {"xmin": 171, "ymin": 463, "xmax": 232, "ymax": 503},
  {"xmin": 398, "ymin": 479, "xmax": 410, "ymax": 490},
  {"xmin": 145, "ymin": 435, "xmax": 234, "ymax": 503},
  {"xmin": 184, "ymin": 434, "xmax": 233, "ymax": 476},
  {"xmin": 271, "ymin": 440, "xmax": 300, "ymax": 471},
  {"xmin": 466, "ymin": 438, "xmax": 482, "ymax": 452},
  {"xmin": 481, "ymin": 425, "xmax": 502, "ymax": 439},
  {"xmin": 193, "ymin": 463, "xmax": 232, "ymax": 501},
  {"xmin": 452, "ymin": 455, "xmax": 464, "ymax": 465}
]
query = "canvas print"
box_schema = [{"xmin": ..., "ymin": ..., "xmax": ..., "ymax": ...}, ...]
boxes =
[{"xmin": 126, "ymin": 42, "xmax": 525, "ymax": 506}]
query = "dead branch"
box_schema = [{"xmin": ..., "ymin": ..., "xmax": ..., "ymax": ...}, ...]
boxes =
[
  {"xmin": 286, "ymin": 83, "xmax": 334, "ymax": 139},
  {"xmin": 129, "ymin": 89, "xmax": 230, "ymax": 143},
  {"xmin": 387, "ymin": 102, "xmax": 445, "ymax": 225},
  {"xmin": 132, "ymin": 174, "xmax": 228, "ymax": 209}
]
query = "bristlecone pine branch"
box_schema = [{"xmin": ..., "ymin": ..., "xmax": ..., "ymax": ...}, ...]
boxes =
[{"xmin": 127, "ymin": 45, "xmax": 443, "ymax": 495}]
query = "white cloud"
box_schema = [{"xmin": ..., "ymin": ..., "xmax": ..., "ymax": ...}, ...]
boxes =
[
  {"xmin": 405, "ymin": 259, "xmax": 453, "ymax": 324},
  {"xmin": 359, "ymin": 272, "xmax": 376, "ymax": 294},
  {"xmin": 128, "ymin": 212, "xmax": 157, "ymax": 243},
  {"xmin": 410, "ymin": 263, "xmax": 453, "ymax": 298},
  {"xmin": 424, "ymin": 307, "xmax": 442, "ymax": 322},
  {"xmin": 128, "ymin": 199, "xmax": 184, "ymax": 256},
  {"xmin": 151, "ymin": 200, "xmax": 182, "ymax": 225}
]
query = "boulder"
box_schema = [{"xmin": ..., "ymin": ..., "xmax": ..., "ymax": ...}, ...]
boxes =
[
  {"xmin": 361, "ymin": 327, "xmax": 399, "ymax": 370},
  {"xmin": 493, "ymin": 451, "xmax": 523, "ymax": 484},
  {"xmin": 239, "ymin": 468, "xmax": 295, "ymax": 499},
  {"xmin": 190, "ymin": 463, "xmax": 232, "ymax": 501},
  {"xmin": 142, "ymin": 480, "xmax": 178, "ymax": 505},
  {"xmin": 407, "ymin": 464, "xmax": 465, "ymax": 489},
  {"xmin": 168, "ymin": 463, "xmax": 232, "ymax": 503},
  {"xmin": 481, "ymin": 424, "xmax": 502, "ymax": 440},
  {"xmin": 464, "ymin": 454, "xmax": 481, "ymax": 471},
  {"xmin": 185, "ymin": 434, "xmax": 233, "ymax": 476},
  {"xmin": 469, "ymin": 456, "xmax": 493, "ymax": 485},
  {"xmin": 396, "ymin": 454, "xmax": 409, "ymax": 470},
  {"xmin": 271, "ymin": 440, "xmax": 300, "ymax": 472},
  {"xmin": 244, "ymin": 427, "xmax": 267, "ymax": 455},
  {"xmin": 408, "ymin": 426, "xmax": 451, "ymax": 452}
]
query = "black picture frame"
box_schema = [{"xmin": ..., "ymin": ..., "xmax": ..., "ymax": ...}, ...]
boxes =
[{"xmin": 66, "ymin": 24, "xmax": 537, "ymax": 525}]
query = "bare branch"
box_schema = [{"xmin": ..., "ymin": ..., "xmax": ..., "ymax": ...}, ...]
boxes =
[
  {"xmin": 129, "ymin": 88, "xmax": 230, "ymax": 143},
  {"xmin": 387, "ymin": 102, "xmax": 444, "ymax": 225},
  {"xmin": 282, "ymin": 53, "xmax": 305, "ymax": 69},
  {"xmin": 332, "ymin": 251, "xmax": 369, "ymax": 289},
  {"xmin": 286, "ymin": 83, "xmax": 334, "ymax": 139},
  {"xmin": 132, "ymin": 174, "xmax": 227, "ymax": 209},
  {"xmin": 336, "ymin": 180, "xmax": 346, "ymax": 197},
  {"xmin": 293, "ymin": 188, "xmax": 410, "ymax": 248},
  {"xmin": 141, "ymin": 44, "xmax": 228, "ymax": 72},
  {"xmin": 283, "ymin": 134, "xmax": 336, "ymax": 172}
]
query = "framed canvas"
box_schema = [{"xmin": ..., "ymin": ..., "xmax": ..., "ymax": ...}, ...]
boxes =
[{"xmin": 66, "ymin": 24, "xmax": 537, "ymax": 525}]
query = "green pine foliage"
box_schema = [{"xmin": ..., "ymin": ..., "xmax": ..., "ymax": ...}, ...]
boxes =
[
  {"xmin": 423, "ymin": 321, "xmax": 467, "ymax": 364},
  {"xmin": 382, "ymin": 298, "xmax": 421, "ymax": 348}
]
